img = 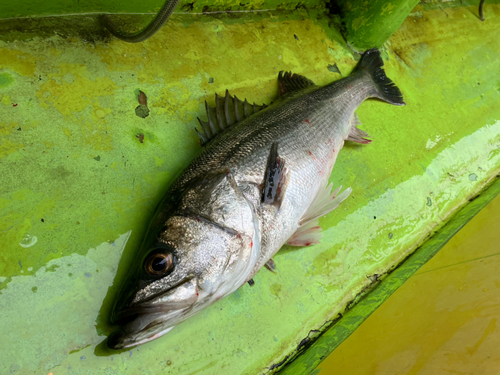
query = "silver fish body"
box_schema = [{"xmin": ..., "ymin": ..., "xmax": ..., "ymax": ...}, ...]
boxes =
[{"xmin": 108, "ymin": 49, "xmax": 404, "ymax": 349}]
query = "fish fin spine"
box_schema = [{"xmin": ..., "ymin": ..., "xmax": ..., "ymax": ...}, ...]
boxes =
[
  {"xmin": 355, "ymin": 48, "xmax": 405, "ymax": 106},
  {"xmin": 195, "ymin": 91, "xmax": 268, "ymax": 146}
]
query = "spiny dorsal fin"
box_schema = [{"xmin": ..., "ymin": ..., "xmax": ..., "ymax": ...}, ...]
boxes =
[
  {"xmin": 278, "ymin": 71, "xmax": 316, "ymax": 96},
  {"xmin": 196, "ymin": 90, "xmax": 268, "ymax": 146}
]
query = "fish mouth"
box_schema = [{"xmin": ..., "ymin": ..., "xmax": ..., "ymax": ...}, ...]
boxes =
[
  {"xmin": 110, "ymin": 276, "xmax": 195, "ymax": 324},
  {"xmin": 108, "ymin": 278, "xmax": 199, "ymax": 349},
  {"xmin": 107, "ymin": 318, "xmax": 176, "ymax": 350}
]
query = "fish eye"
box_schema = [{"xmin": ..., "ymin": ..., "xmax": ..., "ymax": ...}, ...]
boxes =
[{"xmin": 144, "ymin": 245, "xmax": 175, "ymax": 276}]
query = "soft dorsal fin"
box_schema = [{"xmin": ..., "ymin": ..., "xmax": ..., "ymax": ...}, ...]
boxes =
[
  {"xmin": 196, "ymin": 90, "xmax": 268, "ymax": 146},
  {"xmin": 278, "ymin": 71, "xmax": 316, "ymax": 96}
]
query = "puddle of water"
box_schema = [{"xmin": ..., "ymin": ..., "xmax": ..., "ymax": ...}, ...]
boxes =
[{"xmin": 0, "ymin": 231, "xmax": 130, "ymax": 374}]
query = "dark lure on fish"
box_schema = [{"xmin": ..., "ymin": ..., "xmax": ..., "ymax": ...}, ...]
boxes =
[{"xmin": 108, "ymin": 48, "xmax": 404, "ymax": 349}]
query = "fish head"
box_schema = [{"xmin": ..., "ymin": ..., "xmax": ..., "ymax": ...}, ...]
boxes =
[{"xmin": 108, "ymin": 169, "xmax": 260, "ymax": 349}]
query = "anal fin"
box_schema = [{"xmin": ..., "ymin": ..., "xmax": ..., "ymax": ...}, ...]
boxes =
[
  {"xmin": 287, "ymin": 184, "xmax": 351, "ymax": 247},
  {"xmin": 300, "ymin": 183, "xmax": 351, "ymax": 226}
]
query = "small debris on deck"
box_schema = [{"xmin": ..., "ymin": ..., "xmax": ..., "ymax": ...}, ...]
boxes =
[{"xmin": 135, "ymin": 90, "xmax": 150, "ymax": 118}]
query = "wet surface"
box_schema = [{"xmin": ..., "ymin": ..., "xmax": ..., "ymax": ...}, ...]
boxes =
[{"xmin": 0, "ymin": 4, "xmax": 500, "ymax": 374}]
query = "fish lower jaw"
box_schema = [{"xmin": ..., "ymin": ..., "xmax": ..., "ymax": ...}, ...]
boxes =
[
  {"xmin": 108, "ymin": 326, "xmax": 175, "ymax": 350},
  {"xmin": 130, "ymin": 326, "xmax": 175, "ymax": 348}
]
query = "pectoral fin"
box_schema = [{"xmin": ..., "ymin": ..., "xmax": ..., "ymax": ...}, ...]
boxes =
[{"xmin": 262, "ymin": 142, "xmax": 288, "ymax": 208}]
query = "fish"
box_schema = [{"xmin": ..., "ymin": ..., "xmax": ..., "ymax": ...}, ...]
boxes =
[{"xmin": 107, "ymin": 48, "xmax": 404, "ymax": 349}]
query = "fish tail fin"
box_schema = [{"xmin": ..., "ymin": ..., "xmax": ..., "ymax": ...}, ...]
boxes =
[{"xmin": 355, "ymin": 48, "xmax": 405, "ymax": 106}]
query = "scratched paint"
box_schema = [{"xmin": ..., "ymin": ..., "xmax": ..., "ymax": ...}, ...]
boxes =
[{"xmin": 0, "ymin": 3, "xmax": 500, "ymax": 375}]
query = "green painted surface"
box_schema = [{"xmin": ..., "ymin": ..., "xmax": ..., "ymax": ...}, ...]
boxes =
[
  {"xmin": 0, "ymin": 72, "xmax": 14, "ymax": 86},
  {"xmin": 338, "ymin": 0, "xmax": 420, "ymax": 50},
  {"xmin": 1, "ymin": 3, "xmax": 500, "ymax": 375}
]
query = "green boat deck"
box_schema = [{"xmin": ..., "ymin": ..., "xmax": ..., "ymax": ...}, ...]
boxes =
[{"xmin": 0, "ymin": 1, "xmax": 499, "ymax": 374}]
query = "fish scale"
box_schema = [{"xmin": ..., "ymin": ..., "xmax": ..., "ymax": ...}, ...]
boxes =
[
  {"xmin": 107, "ymin": 48, "xmax": 405, "ymax": 349},
  {"xmin": 175, "ymin": 75, "xmax": 377, "ymax": 272}
]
